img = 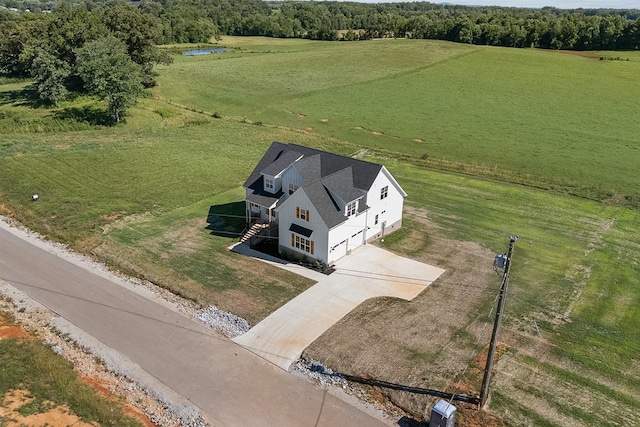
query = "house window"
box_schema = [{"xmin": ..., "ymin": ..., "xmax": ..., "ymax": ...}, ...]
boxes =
[
  {"xmin": 291, "ymin": 233, "xmax": 314, "ymax": 254},
  {"xmin": 346, "ymin": 201, "xmax": 357, "ymax": 217},
  {"xmin": 289, "ymin": 183, "xmax": 299, "ymax": 195},
  {"xmin": 380, "ymin": 186, "xmax": 388, "ymax": 200},
  {"xmin": 265, "ymin": 177, "xmax": 274, "ymax": 191},
  {"xmin": 296, "ymin": 207, "xmax": 310, "ymax": 221},
  {"xmin": 375, "ymin": 214, "xmax": 379, "ymax": 225}
]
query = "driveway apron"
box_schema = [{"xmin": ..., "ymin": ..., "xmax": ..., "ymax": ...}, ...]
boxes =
[{"xmin": 232, "ymin": 245, "xmax": 446, "ymax": 371}]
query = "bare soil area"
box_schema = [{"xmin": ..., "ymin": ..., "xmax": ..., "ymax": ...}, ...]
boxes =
[
  {"xmin": 305, "ymin": 206, "xmax": 500, "ymax": 422},
  {"xmin": 0, "ymin": 389, "xmax": 97, "ymax": 427}
]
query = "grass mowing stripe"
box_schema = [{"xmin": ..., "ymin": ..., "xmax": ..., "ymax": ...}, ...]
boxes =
[
  {"xmin": 518, "ymin": 353, "xmax": 639, "ymax": 409},
  {"xmin": 491, "ymin": 391, "xmax": 557, "ymax": 427}
]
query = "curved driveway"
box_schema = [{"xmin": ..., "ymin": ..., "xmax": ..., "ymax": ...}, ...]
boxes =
[{"xmin": 0, "ymin": 222, "xmax": 388, "ymax": 427}]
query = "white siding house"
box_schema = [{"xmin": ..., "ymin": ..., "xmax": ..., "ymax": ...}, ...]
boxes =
[{"xmin": 243, "ymin": 142, "xmax": 407, "ymax": 265}]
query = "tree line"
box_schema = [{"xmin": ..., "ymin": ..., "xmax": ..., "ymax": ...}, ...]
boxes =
[{"xmin": 1, "ymin": 0, "xmax": 639, "ymax": 50}]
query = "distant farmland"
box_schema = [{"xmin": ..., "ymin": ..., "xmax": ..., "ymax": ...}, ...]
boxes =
[{"xmin": 157, "ymin": 37, "xmax": 640, "ymax": 207}]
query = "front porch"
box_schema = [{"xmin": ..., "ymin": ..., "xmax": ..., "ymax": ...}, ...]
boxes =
[{"xmin": 246, "ymin": 200, "xmax": 278, "ymax": 225}]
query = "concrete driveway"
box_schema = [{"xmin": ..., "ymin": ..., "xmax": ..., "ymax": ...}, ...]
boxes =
[{"xmin": 231, "ymin": 244, "xmax": 445, "ymax": 371}]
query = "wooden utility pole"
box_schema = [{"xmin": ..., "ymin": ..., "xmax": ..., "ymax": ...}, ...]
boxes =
[{"xmin": 479, "ymin": 235, "xmax": 518, "ymax": 408}]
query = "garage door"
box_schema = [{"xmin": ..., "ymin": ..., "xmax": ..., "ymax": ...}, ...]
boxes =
[{"xmin": 329, "ymin": 238, "xmax": 348, "ymax": 263}]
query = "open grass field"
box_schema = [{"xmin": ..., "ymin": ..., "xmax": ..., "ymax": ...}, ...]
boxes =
[
  {"xmin": 1, "ymin": 37, "xmax": 639, "ymax": 425},
  {"xmin": 157, "ymin": 36, "xmax": 640, "ymax": 207}
]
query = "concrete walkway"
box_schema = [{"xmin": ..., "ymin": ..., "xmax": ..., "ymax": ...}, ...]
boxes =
[
  {"xmin": 0, "ymin": 222, "xmax": 389, "ymax": 427},
  {"xmin": 232, "ymin": 244, "xmax": 445, "ymax": 371}
]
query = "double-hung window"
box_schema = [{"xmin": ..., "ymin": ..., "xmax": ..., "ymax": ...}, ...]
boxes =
[
  {"xmin": 296, "ymin": 207, "xmax": 309, "ymax": 221},
  {"xmin": 346, "ymin": 201, "xmax": 357, "ymax": 217},
  {"xmin": 380, "ymin": 186, "xmax": 388, "ymax": 200},
  {"xmin": 265, "ymin": 177, "xmax": 274, "ymax": 191},
  {"xmin": 291, "ymin": 233, "xmax": 314, "ymax": 254},
  {"xmin": 289, "ymin": 183, "xmax": 299, "ymax": 195}
]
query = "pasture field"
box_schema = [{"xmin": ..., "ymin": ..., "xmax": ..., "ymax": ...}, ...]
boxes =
[
  {"xmin": 157, "ymin": 37, "xmax": 640, "ymax": 207},
  {"xmin": 1, "ymin": 37, "xmax": 639, "ymax": 425}
]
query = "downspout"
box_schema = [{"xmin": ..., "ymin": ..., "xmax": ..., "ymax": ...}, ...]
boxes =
[{"xmin": 363, "ymin": 209, "xmax": 368, "ymax": 245}]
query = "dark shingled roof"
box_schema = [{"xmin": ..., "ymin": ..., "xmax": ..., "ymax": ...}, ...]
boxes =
[
  {"xmin": 293, "ymin": 155, "xmax": 322, "ymax": 183},
  {"xmin": 244, "ymin": 142, "xmax": 384, "ymax": 225},
  {"xmin": 246, "ymin": 178, "xmax": 282, "ymax": 207},
  {"xmin": 302, "ymin": 181, "xmax": 346, "ymax": 228},
  {"xmin": 320, "ymin": 168, "xmax": 365, "ymax": 204},
  {"xmin": 286, "ymin": 143, "xmax": 382, "ymax": 191},
  {"xmin": 243, "ymin": 142, "xmax": 288, "ymax": 189},
  {"xmin": 261, "ymin": 150, "xmax": 303, "ymax": 177}
]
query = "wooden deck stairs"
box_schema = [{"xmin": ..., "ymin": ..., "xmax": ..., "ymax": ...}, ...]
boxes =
[{"xmin": 240, "ymin": 223, "xmax": 268, "ymax": 244}]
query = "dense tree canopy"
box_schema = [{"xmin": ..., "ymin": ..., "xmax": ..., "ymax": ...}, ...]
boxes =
[
  {"xmin": 1, "ymin": 1, "xmax": 638, "ymax": 49},
  {"xmin": 0, "ymin": 2, "xmax": 169, "ymax": 122}
]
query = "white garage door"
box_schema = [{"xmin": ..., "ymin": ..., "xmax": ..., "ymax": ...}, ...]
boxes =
[{"xmin": 329, "ymin": 238, "xmax": 348, "ymax": 263}]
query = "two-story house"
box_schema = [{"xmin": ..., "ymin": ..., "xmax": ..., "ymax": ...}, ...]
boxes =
[{"xmin": 243, "ymin": 142, "xmax": 407, "ymax": 265}]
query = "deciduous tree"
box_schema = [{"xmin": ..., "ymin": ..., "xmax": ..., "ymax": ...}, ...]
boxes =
[{"xmin": 76, "ymin": 37, "xmax": 143, "ymax": 123}]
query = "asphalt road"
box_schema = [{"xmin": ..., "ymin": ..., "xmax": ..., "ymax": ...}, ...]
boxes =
[{"xmin": 0, "ymin": 224, "xmax": 389, "ymax": 427}]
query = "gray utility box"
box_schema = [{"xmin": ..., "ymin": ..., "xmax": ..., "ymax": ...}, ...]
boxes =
[{"xmin": 429, "ymin": 400, "xmax": 456, "ymax": 427}]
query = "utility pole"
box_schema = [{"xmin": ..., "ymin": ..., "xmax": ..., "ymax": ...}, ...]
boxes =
[{"xmin": 479, "ymin": 235, "xmax": 518, "ymax": 408}]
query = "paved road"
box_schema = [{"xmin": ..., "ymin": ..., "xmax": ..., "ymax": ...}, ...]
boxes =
[
  {"xmin": 0, "ymin": 224, "xmax": 389, "ymax": 427},
  {"xmin": 232, "ymin": 244, "xmax": 445, "ymax": 370}
]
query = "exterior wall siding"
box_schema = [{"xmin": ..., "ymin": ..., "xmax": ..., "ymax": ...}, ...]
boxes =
[
  {"xmin": 280, "ymin": 166, "xmax": 303, "ymax": 203},
  {"xmin": 365, "ymin": 169, "xmax": 405, "ymax": 241},
  {"xmin": 277, "ymin": 190, "xmax": 329, "ymax": 263}
]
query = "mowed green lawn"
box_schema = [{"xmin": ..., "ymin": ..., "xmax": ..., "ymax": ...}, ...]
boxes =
[
  {"xmin": 0, "ymin": 37, "xmax": 639, "ymax": 425},
  {"xmin": 157, "ymin": 37, "xmax": 640, "ymax": 205}
]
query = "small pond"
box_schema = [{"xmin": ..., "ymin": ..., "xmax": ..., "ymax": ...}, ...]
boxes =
[{"xmin": 182, "ymin": 48, "xmax": 231, "ymax": 56}]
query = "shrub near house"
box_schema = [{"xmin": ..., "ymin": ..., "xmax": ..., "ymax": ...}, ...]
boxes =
[{"xmin": 243, "ymin": 142, "xmax": 406, "ymax": 265}]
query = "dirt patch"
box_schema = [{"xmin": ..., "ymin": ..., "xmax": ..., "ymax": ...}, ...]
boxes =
[
  {"xmin": 100, "ymin": 211, "xmax": 127, "ymax": 221},
  {"xmin": 321, "ymin": 118, "xmax": 329, "ymax": 123},
  {"xmin": 80, "ymin": 376, "xmax": 157, "ymax": 427},
  {"xmin": 305, "ymin": 206, "xmax": 498, "ymax": 420},
  {"xmin": 101, "ymin": 212, "xmax": 153, "ymax": 234},
  {"xmin": 55, "ymin": 144, "xmax": 71, "ymax": 149},
  {"xmin": 305, "ymin": 126, "xmax": 313, "ymax": 131},
  {"xmin": 0, "ymin": 203, "xmax": 13, "ymax": 216},
  {"xmin": 0, "ymin": 324, "xmax": 29, "ymax": 340},
  {"xmin": 0, "ymin": 389, "xmax": 96, "ymax": 427},
  {"xmin": 538, "ymin": 49, "xmax": 600, "ymax": 59},
  {"xmin": 371, "ymin": 131, "xmax": 384, "ymax": 136},
  {"xmin": 298, "ymin": 113, "xmax": 306, "ymax": 118},
  {"xmin": 412, "ymin": 138, "xmax": 424, "ymax": 143}
]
